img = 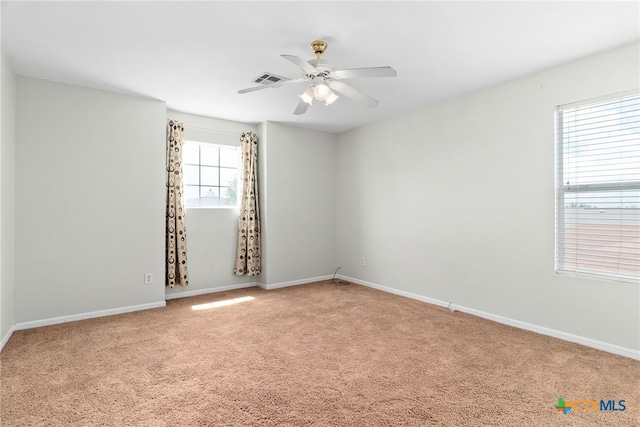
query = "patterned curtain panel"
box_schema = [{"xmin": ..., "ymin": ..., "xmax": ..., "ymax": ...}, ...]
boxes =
[
  {"xmin": 234, "ymin": 132, "xmax": 261, "ymax": 276},
  {"xmin": 166, "ymin": 120, "xmax": 189, "ymax": 288}
]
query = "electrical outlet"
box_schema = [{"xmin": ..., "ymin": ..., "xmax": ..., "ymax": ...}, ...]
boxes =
[
  {"xmin": 360, "ymin": 257, "xmax": 365, "ymax": 266},
  {"xmin": 144, "ymin": 273, "xmax": 153, "ymax": 285}
]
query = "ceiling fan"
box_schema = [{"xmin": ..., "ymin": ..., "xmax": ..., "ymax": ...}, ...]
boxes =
[{"xmin": 237, "ymin": 40, "xmax": 397, "ymax": 115}]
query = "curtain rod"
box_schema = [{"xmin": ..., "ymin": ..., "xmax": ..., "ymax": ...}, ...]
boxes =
[{"xmin": 182, "ymin": 125, "xmax": 243, "ymax": 136}]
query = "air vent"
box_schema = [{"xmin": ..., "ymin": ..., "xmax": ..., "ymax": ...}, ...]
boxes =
[{"xmin": 253, "ymin": 72, "xmax": 289, "ymax": 85}]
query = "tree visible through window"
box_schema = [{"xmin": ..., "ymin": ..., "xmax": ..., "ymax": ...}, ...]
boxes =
[
  {"xmin": 182, "ymin": 141, "xmax": 240, "ymax": 208},
  {"xmin": 555, "ymin": 92, "xmax": 639, "ymax": 281}
]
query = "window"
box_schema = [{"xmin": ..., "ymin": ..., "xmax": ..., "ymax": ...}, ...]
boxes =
[
  {"xmin": 555, "ymin": 91, "xmax": 639, "ymax": 282},
  {"xmin": 182, "ymin": 141, "xmax": 240, "ymax": 208}
]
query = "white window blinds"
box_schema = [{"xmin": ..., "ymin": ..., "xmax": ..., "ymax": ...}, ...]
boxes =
[{"xmin": 555, "ymin": 91, "xmax": 640, "ymax": 282}]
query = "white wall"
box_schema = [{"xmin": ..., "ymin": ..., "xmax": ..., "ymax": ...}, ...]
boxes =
[
  {"xmin": 336, "ymin": 42, "xmax": 640, "ymax": 352},
  {"xmin": 260, "ymin": 122, "xmax": 337, "ymax": 286},
  {"xmin": 164, "ymin": 111, "xmax": 258, "ymax": 298},
  {"xmin": 15, "ymin": 77, "xmax": 167, "ymax": 323},
  {"xmin": 1, "ymin": 52, "xmax": 16, "ymax": 341}
]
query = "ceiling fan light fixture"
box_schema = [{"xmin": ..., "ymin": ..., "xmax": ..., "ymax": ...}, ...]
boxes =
[
  {"xmin": 313, "ymin": 83, "xmax": 331, "ymax": 101},
  {"xmin": 325, "ymin": 92, "xmax": 339, "ymax": 106},
  {"xmin": 299, "ymin": 86, "xmax": 314, "ymax": 105}
]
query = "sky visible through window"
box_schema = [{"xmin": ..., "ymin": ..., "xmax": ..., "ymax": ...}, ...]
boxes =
[{"xmin": 560, "ymin": 95, "xmax": 639, "ymax": 208}]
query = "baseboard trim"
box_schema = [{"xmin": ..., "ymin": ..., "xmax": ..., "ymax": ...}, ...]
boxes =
[
  {"xmin": 258, "ymin": 275, "xmax": 334, "ymax": 290},
  {"xmin": 13, "ymin": 301, "xmax": 167, "ymax": 331},
  {"xmin": 341, "ymin": 276, "xmax": 451, "ymax": 309},
  {"xmin": 8, "ymin": 276, "xmax": 636, "ymax": 360},
  {"xmin": 449, "ymin": 304, "xmax": 640, "ymax": 361},
  {"xmin": 0, "ymin": 326, "xmax": 16, "ymax": 352},
  {"xmin": 339, "ymin": 275, "xmax": 640, "ymax": 361},
  {"xmin": 165, "ymin": 282, "xmax": 260, "ymax": 300}
]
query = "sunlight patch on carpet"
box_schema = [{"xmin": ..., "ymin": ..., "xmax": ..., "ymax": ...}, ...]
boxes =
[{"xmin": 191, "ymin": 296, "xmax": 255, "ymax": 311}]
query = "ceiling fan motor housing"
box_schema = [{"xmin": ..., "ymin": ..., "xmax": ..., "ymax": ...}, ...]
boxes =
[{"xmin": 309, "ymin": 59, "xmax": 332, "ymax": 70}]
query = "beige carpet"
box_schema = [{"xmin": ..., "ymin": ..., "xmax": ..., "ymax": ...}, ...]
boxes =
[{"xmin": 1, "ymin": 281, "xmax": 638, "ymax": 426}]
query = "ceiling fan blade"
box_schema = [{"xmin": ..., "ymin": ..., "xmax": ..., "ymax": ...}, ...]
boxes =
[
  {"xmin": 281, "ymin": 54, "xmax": 318, "ymax": 75},
  {"xmin": 333, "ymin": 66, "xmax": 397, "ymax": 79},
  {"xmin": 238, "ymin": 85, "xmax": 276, "ymax": 94},
  {"xmin": 327, "ymin": 80, "xmax": 379, "ymax": 108},
  {"xmin": 293, "ymin": 99, "xmax": 310, "ymax": 115},
  {"xmin": 238, "ymin": 77, "xmax": 307, "ymax": 94}
]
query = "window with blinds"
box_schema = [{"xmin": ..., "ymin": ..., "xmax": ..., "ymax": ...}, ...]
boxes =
[{"xmin": 555, "ymin": 91, "xmax": 639, "ymax": 282}]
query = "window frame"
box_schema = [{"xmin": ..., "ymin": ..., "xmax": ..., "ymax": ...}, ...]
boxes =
[
  {"xmin": 182, "ymin": 140, "xmax": 241, "ymax": 209},
  {"xmin": 554, "ymin": 90, "xmax": 640, "ymax": 283}
]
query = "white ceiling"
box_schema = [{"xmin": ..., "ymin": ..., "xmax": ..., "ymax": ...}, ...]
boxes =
[{"xmin": 2, "ymin": 1, "xmax": 639, "ymax": 134}]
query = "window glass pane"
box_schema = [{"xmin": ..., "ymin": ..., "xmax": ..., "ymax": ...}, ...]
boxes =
[
  {"xmin": 220, "ymin": 167, "xmax": 237, "ymax": 187},
  {"xmin": 184, "ymin": 185, "xmax": 200, "ymax": 208},
  {"xmin": 200, "ymin": 144, "xmax": 219, "ymax": 166},
  {"xmin": 201, "ymin": 166, "xmax": 219, "ymax": 186},
  {"xmin": 182, "ymin": 142, "xmax": 200, "ymax": 165},
  {"xmin": 561, "ymin": 97, "xmax": 640, "ymax": 186},
  {"xmin": 183, "ymin": 165, "xmax": 200, "ymax": 186},
  {"xmin": 221, "ymin": 186, "xmax": 238, "ymax": 206},
  {"xmin": 200, "ymin": 187, "xmax": 219, "ymax": 207},
  {"xmin": 220, "ymin": 147, "xmax": 239, "ymax": 167}
]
